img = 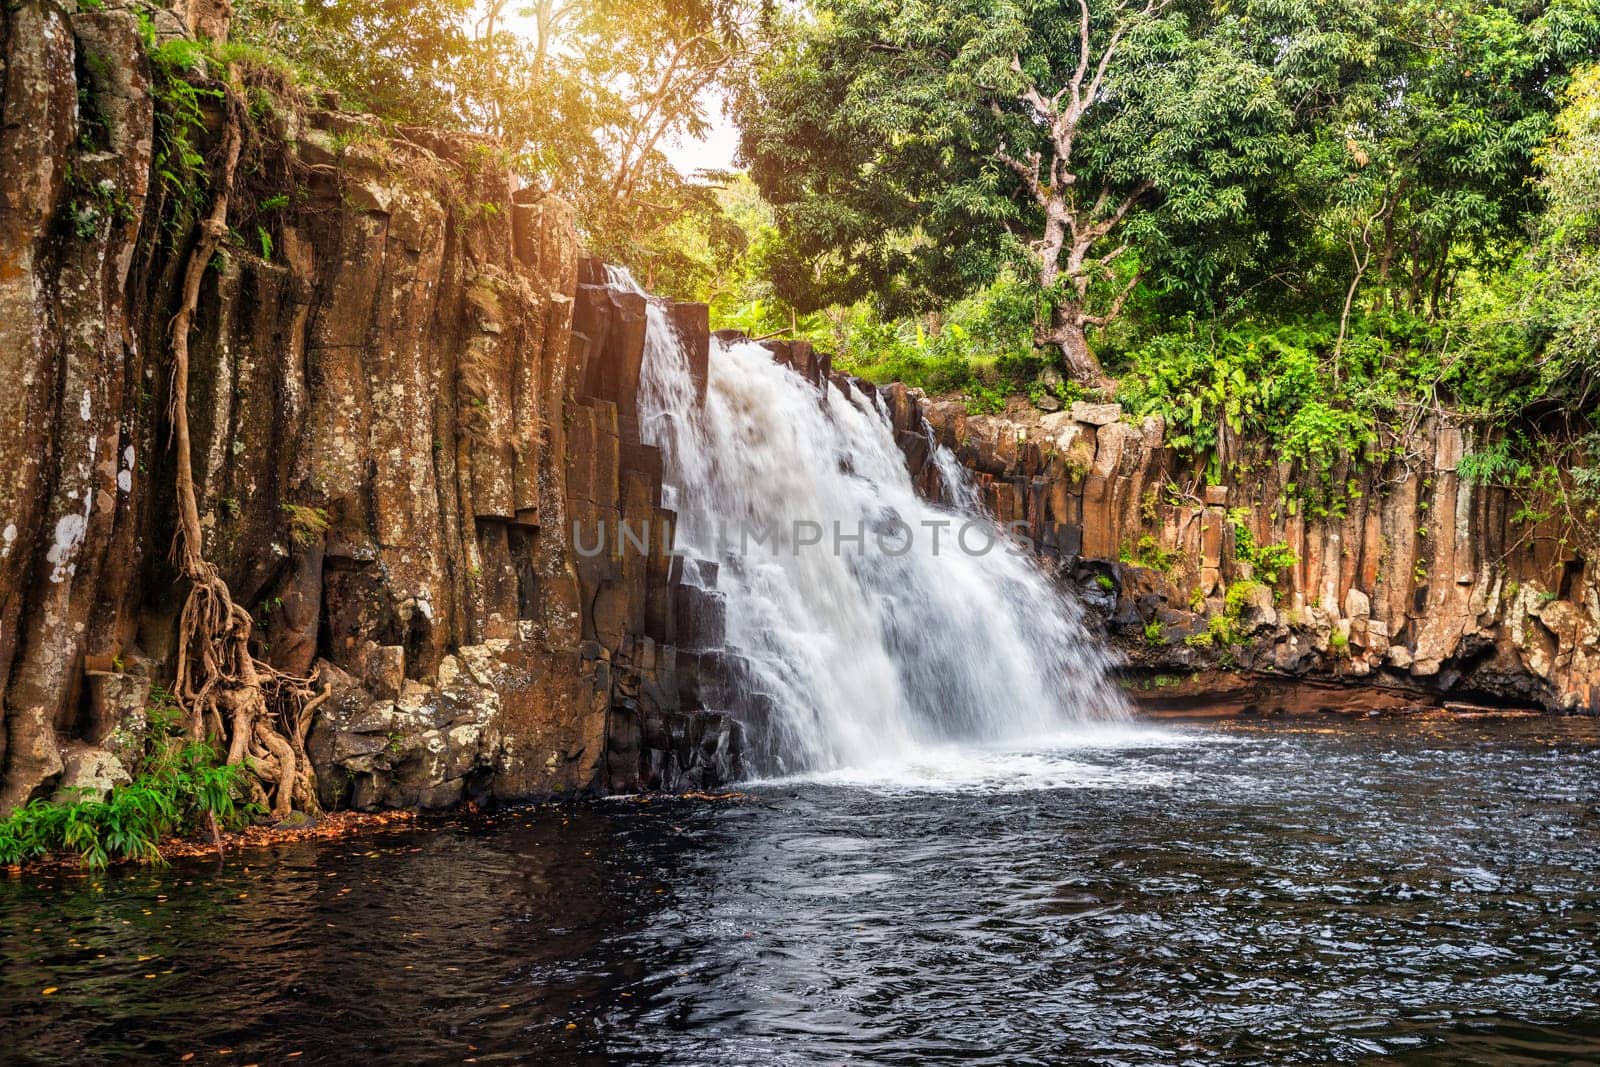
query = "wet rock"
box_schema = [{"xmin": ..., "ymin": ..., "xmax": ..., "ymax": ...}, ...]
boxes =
[{"xmin": 899, "ymin": 387, "xmax": 1599, "ymax": 714}]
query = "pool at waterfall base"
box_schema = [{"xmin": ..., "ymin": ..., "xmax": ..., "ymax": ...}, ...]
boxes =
[{"xmin": 3, "ymin": 714, "xmax": 1598, "ymax": 1065}]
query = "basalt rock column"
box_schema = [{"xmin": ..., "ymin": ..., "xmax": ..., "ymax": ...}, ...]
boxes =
[
  {"xmin": 0, "ymin": 15, "xmax": 738, "ymax": 810},
  {"xmin": 900, "ymin": 395, "xmax": 1600, "ymax": 715}
]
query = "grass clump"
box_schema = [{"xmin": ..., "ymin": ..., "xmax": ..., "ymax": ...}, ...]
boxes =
[{"xmin": 0, "ymin": 691, "xmax": 252, "ymax": 869}]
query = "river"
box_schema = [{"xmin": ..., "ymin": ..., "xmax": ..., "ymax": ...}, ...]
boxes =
[{"xmin": 3, "ymin": 715, "xmax": 1597, "ymax": 1065}]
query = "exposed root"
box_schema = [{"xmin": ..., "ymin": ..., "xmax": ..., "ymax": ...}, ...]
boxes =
[{"xmin": 167, "ymin": 65, "xmax": 320, "ymax": 823}]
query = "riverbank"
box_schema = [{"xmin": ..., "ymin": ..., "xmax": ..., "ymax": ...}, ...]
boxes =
[
  {"xmin": 1, "ymin": 809, "xmax": 422, "ymax": 876},
  {"xmin": 1123, "ymin": 671, "xmax": 1555, "ymax": 719},
  {"xmin": 2, "ymin": 792, "xmax": 756, "ymax": 876}
]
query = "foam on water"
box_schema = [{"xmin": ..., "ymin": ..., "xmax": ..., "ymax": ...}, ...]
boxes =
[{"xmin": 630, "ymin": 273, "xmax": 1133, "ymax": 777}]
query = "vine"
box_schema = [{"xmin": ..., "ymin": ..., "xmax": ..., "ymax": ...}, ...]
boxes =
[{"xmin": 164, "ymin": 62, "xmax": 324, "ymax": 823}]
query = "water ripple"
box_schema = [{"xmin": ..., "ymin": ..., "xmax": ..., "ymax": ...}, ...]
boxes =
[{"xmin": 1, "ymin": 717, "xmax": 1599, "ymax": 1064}]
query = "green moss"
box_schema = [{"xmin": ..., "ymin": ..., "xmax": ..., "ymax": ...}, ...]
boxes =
[{"xmin": 283, "ymin": 503, "xmax": 330, "ymax": 545}]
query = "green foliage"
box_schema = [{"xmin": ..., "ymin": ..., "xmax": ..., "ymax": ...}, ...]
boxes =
[
  {"xmin": 232, "ymin": 0, "xmax": 751, "ymax": 280},
  {"xmin": 736, "ymin": 0, "xmax": 1295, "ymax": 320},
  {"xmin": 1222, "ymin": 579, "xmax": 1264, "ymax": 618},
  {"xmin": 1121, "ymin": 534, "xmax": 1180, "ymax": 574},
  {"xmin": 140, "ymin": 29, "xmax": 222, "ymax": 214},
  {"xmin": 1115, "ymin": 317, "xmax": 1383, "ymax": 473},
  {"xmin": 1459, "ymin": 438, "xmax": 1538, "ymax": 486},
  {"xmin": 1186, "ymin": 579, "xmax": 1262, "ymax": 654},
  {"xmin": 816, "ymin": 275, "xmax": 1047, "ymax": 408},
  {"xmin": 0, "ymin": 691, "xmax": 248, "ymax": 870},
  {"xmin": 722, "ymin": 0, "xmax": 1599, "ymax": 477},
  {"xmin": 1520, "ymin": 64, "xmax": 1600, "ymax": 412},
  {"xmin": 1229, "ymin": 518, "xmax": 1298, "ymax": 588}
]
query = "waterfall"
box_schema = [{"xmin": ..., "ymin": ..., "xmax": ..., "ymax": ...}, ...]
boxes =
[{"xmin": 631, "ymin": 290, "xmax": 1128, "ymax": 776}]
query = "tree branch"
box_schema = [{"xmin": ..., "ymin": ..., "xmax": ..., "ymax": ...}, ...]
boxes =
[
  {"xmin": 1081, "ymin": 267, "xmax": 1145, "ymax": 326},
  {"xmin": 1011, "ymin": 53, "xmax": 1056, "ymax": 121}
]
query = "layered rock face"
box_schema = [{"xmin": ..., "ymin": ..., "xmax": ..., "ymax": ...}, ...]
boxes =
[
  {"xmin": 883, "ymin": 390, "xmax": 1600, "ymax": 715},
  {"xmin": 0, "ymin": 4, "xmax": 738, "ymax": 811}
]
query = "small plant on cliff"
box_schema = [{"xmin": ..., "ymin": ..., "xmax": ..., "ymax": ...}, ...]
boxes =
[
  {"xmin": 1143, "ymin": 620, "xmax": 1165, "ymax": 646},
  {"xmin": 1185, "ymin": 580, "xmax": 1263, "ymax": 654},
  {"xmin": 964, "ymin": 381, "xmax": 1007, "ymax": 416},
  {"xmin": 1222, "ymin": 579, "xmax": 1263, "ymax": 616},
  {"xmin": 1230, "ymin": 519, "xmax": 1297, "ymax": 589},
  {"xmin": 1121, "ymin": 534, "xmax": 1180, "ymax": 574},
  {"xmin": 141, "ymin": 30, "xmax": 219, "ymax": 216},
  {"xmin": 283, "ymin": 503, "xmax": 330, "ymax": 545},
  {"xmin": 1185, "ymin": 612, "xmax": 1244, "ymax": 655}
]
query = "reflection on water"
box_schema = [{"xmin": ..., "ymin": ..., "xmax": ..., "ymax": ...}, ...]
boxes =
[{"xmin": 2, "ymin": 716, "xmax": 1598, "ymax": 1065}]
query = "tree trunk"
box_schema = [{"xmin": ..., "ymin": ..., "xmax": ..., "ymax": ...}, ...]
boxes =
[{"xmin": 1041, "ymin": 304, "xmax": 1109, "ymax": 389}]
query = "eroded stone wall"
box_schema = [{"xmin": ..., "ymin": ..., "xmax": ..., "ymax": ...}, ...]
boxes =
[
  {"xmin": 0, "ymin": 3, "xmax": 739, "ymax": 811},
  {"xmin": 882, "ymin": 389, "xmax": 1600, "ymax": 715}
]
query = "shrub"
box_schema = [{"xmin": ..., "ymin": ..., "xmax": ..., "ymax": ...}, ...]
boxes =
[
  {"xmin": 1230, "ymin": 519, "xmax": 1298, "ymax": 588},
  {"xmin": 0, "ymin": 695, "xmax": 251, "ymax": 869}
]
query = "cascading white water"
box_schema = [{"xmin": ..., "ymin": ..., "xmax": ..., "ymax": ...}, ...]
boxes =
[{"xmin": 627, "ymin": 278, "xmax": 1128, "ymax": 775}]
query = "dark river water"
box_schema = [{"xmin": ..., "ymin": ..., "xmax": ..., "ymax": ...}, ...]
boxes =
[{"xmin": 3, "ymin": 716, "xmax": 1599, "ymax": 1065}]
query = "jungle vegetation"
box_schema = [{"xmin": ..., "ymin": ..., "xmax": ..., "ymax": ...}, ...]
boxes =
[{"xmin": 233, "ymin": 0, "xmax": 1600, "ymax": 502}]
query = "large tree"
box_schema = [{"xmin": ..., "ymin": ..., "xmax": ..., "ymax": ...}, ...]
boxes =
[
  {"xmin": 235, "ymin": 0, "xmax": 752, "ymax": 275},
  {"xmin": 736, "ymin": 0, "xmax": 1293, "ymax": 383},
  {"xmin": 737, "ymin": 0, "xmax": 1600, "ymax": 385}
]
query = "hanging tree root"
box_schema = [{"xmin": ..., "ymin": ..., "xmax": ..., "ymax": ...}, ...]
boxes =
[{"xmin": 168, "ymin": 65, "xmax": 321, "ymax": 823}]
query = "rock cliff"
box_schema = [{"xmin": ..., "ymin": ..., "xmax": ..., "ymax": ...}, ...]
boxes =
[
  {"xmin": 3, "ymin": 1, "xmax": 1591, "ymax": 818},
  {"xmin": 0, "ymin": 3, "xmax": 737, "ymax": 812},
  {"xmin": 880, "ymin": 388, "xmax": 1600, "ymax": 716}
]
